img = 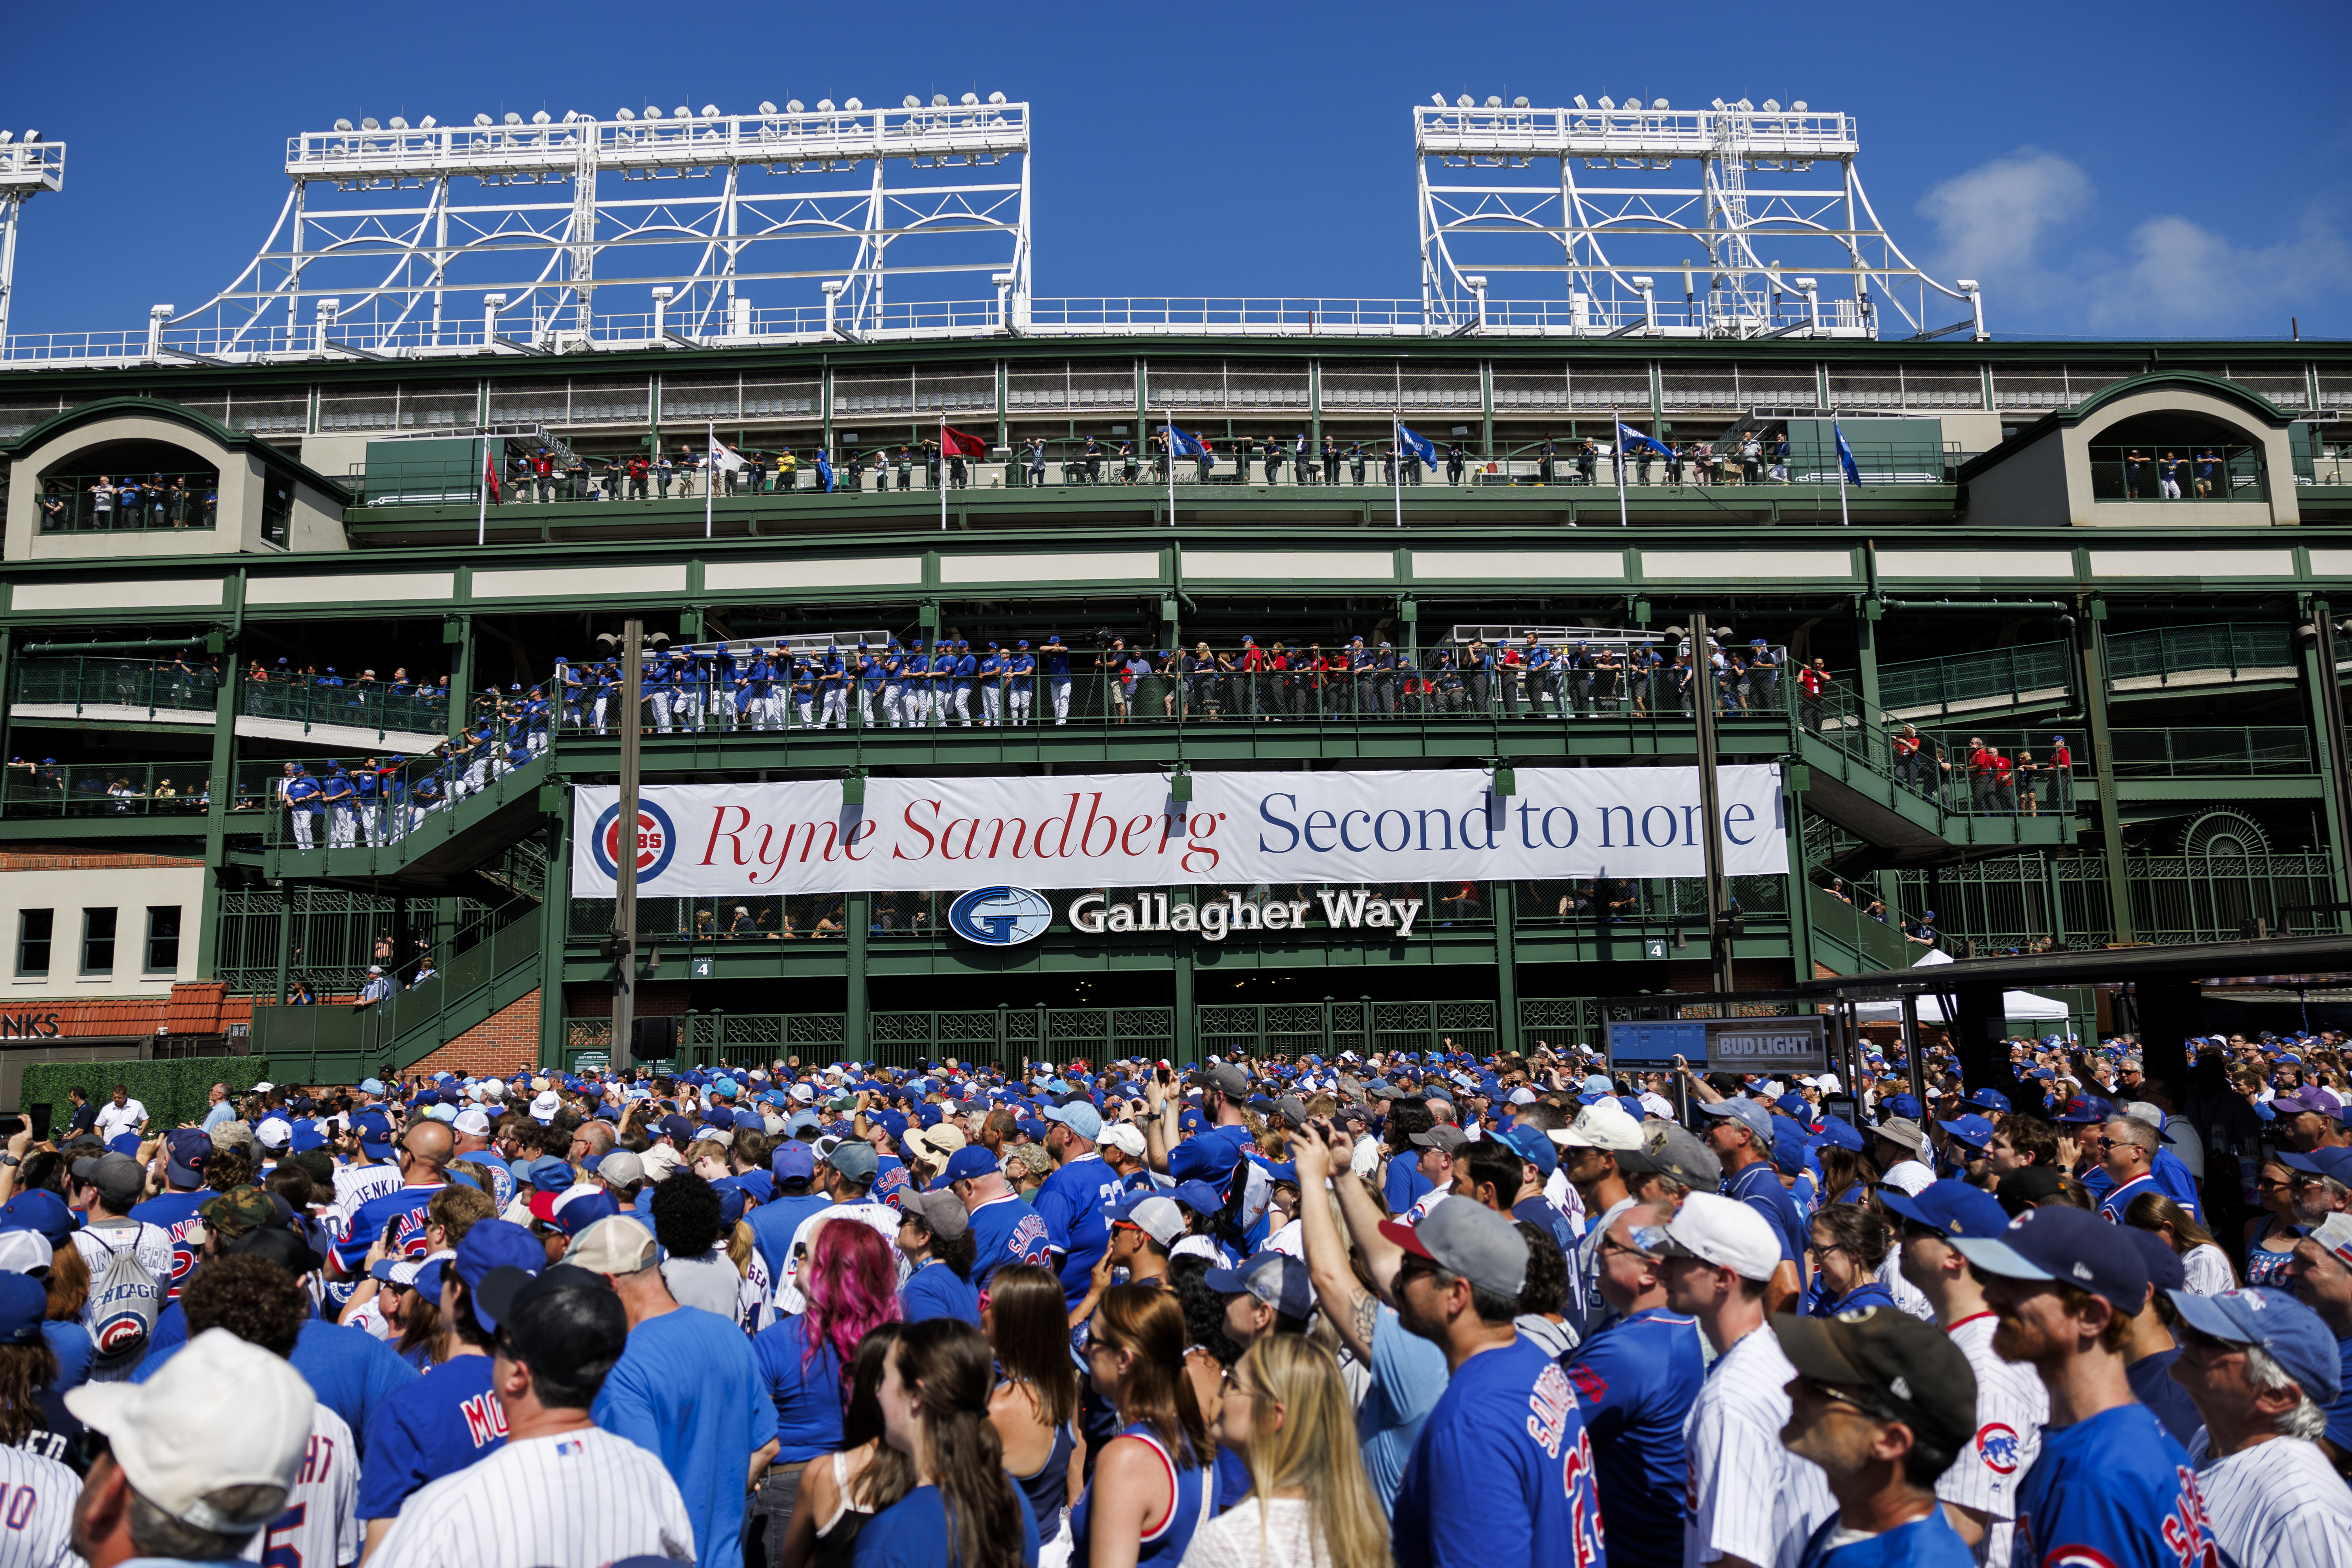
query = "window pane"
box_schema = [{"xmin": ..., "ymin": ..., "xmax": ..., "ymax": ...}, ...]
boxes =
[
  {"xmin": 146, "ymin": 906, "xmax": 182, "ymax": 975},
  {"xmin": 16, "ymin": 910, "xmax": 52, "ymax": 978},
  {"xmin": 81, "ymin": 909, "xmax": 117, "ymax": 976}
]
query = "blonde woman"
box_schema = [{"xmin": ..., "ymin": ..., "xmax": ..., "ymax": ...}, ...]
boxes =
[
  {"xmin": 1183, "ymin": 1335, "xmax": 1388, "ymax": 1568},
  {"xmin": 2122, "ymin": 1190, "xmax": 2238, "ymax": 1296}
]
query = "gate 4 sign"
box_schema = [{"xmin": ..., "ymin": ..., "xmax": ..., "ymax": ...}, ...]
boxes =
[{"xmin": 590, "ymin": 799, "xmax": 678, "ymax": 881}]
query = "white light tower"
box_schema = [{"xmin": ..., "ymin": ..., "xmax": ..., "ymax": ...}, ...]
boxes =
[
  {"xmin": 168, "ymin": 97, "xmax": 1031, "ymax": 354},
  {"xmin": 1414, "ymin": 96, "xmax": 1984, "ymax": 340},
  {"xmin": 0, "ymin": 132, "xmax": 65, "ymax": 346}
]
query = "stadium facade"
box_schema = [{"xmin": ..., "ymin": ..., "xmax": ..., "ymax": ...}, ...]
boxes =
[{"xmin": 0, "ymin": 98, "xmax": 2346, "ymax": 1106}]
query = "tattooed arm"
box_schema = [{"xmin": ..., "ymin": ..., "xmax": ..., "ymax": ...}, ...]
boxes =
[{"xmin": 1290, "ymin": 1126, "xmax": 1389, "ymax": 1365}]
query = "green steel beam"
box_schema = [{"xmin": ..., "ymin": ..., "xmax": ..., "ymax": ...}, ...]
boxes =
[{"xmin": 2079, "ymin": 613, "xmax": 2135, "ymax": 942}]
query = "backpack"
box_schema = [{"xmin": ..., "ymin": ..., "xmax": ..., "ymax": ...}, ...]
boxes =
[{"xmin": 84, "ymin": 1221, "xmax": 165, "ymax": 1375}]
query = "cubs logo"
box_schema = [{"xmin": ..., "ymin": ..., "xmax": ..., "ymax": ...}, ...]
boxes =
[
  {"xmin": 1976, "ymin": 1421, "xmax": 2021, "ymax": 1475},
  {"xmin": 590, "ymin": 799, "xmax": 679, "ymax": 882}
]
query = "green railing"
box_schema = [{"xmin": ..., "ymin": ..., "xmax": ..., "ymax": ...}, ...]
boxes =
[
  {"xmin": 246, "ymin": 909, "xmax": 542, "ymax": 1065},
  {"xmin": 0, "ymin": 761, "xmax": 214, "ymax": 818},
  {"xmin": 237, "ymin": 747, "xmax": 546, "ymax": 851},
  {"xmin": 2110, "ymin": 728, "xmax": 2311, "ymax": 776},
  {"xmin": 2105, "ymin": 623, "xmax": 2293, "ymax": 687},
  {"xmin": 11, "ymin": 657, "xmax": 223, "ymax": 717},
  {"xmin": 1807, "ymin": 881, "xmax": 1922, "ymax": 974},
  {"xmin": 241, "ymin": 676, "xmax": 451, "ymax": 739},
  {"xmin": 2087, "ymin": 445, "xmax": 2264, "ymax": 504},
  {"xmin": 1791, "ymin": 683, "xmax": 2081, "ymax": 820},
  {"xmin": 1896, "ymin": 849, "xmax": 2343, "ymax": 951},
  {"xmin": 1873, "ymin": 641, "xmax": 2075, "ymax": 717}
]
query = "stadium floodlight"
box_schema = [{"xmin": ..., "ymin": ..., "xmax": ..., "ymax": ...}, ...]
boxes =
[
  {"xmin": 786, "ymin": 100, "xmax": 803, "ymax": 112},
  {"xmin": 1572, "ymin": 96, "xmax": 1587, "ymax": 108},
  {"xmin": 334, "ymin": 118, "xmax": 352, "ymax": 131},
  {"xmin": 759, "ymin": 101, "xmax": 777, "ymax": 114},
  {"xmin": 362, "ymin": 117, "xmax": 380, "ymax": 130},
  {"xmin": 1762, "ymin": 99, "xmax": 1779, "ymax": 112},
  {"xmin": 1792, "ymin": 100, "xmax": 1808, "ymax": 110},
  {"xmin": 932, "ymin": 94, "xmax": 948, "ymax": 108},
  {"xmin": 701, "ymin": 104, "xmax": 719, "ymax": 117},
  {"xmin": 644, "ymin": 106, "xmax": 663, "ymax": 119},
  {"xmin": 962, "ymin": 93, "xmax": 977, "ymax": 105},
  {"xmin": 1415, "ymin": 94, "xmax": 1987, "ymax": 340},
  {"xmin": 817, "ymin": 99, "xmax": 834, "ymax": 112},
  {"xmin": 1485, "ymin": 96, "xmax": 1502, "ymax": 108},
  {"xmin": 1514, "ymin": 96, "xmax": 1530, "ymax": 108},
  {"xmin": 988, "ymin": 91, "xmax": 1005, "ymax": 104},
  {"xmin": 473, "ymin": 113, "xmax": 491, "ymax": 127},
  {"xmin": 672, "ymin": 106, "xmax": 689, "ymax": 118},
  {"xmin": 532, "ymin": 110, "xmax": 550, "ymax": 125},
  {"xmin": 390, "ymin": 117, "xmax": 407, "ymax": 129},
  {"xmin": 843, "ymin": 98, "xmax": 862, "ymax": 111},
  {"xmin": 1456, "ymin": 95, "xmax": 1472, "ymax": 108},
  {"xmin": 503, "ymin": 112, "xmax": 522, "ymax": 125},
  {"xmin": 1432, "ymin": 93, "xmax": 1446, "ymax": 108},
  {"xmin": 904, "ymin": 95, "xmax": 920, "ymax": 108},
  {"xmin": 419, "ymin": 116, "xmax": 436, "ymax": 128}
]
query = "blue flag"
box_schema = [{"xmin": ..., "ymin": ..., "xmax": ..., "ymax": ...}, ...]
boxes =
[
  {"xmin": 1834, "ymin": 422, "xmax": 1860, "ymax": 486},
  {"xmin": 1616, "ymin": 422, "xmax": 1673, "ymax": 459},
  {"xmin": 1163, "ymin": 423, "xmax": 1204, "ymax": 461},
  {"xmin": 815, "ymin": 451, "xmax": 835, "ymax": 492},
  {"xmin": 1397, "ymin": 424, "xmax": 1437, "ymax": 467}
]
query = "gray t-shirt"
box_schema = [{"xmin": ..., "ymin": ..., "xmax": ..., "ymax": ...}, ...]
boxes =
[{"xmin": 660, "ymin": 1246, "xmax": 743, "ymax": 1323}]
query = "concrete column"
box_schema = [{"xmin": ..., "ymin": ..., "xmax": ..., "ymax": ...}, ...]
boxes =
[
  {"xmin": 537, "ymin": 811, "xmax": 569, "ymax": 1069},
  {"xmin": 1492, "ymin": 877, "xmax": 1519, "ymax": 1051},
  {"xmin": 2079, "ymin": 612, "xmax": 2135, "ymax": 942},
  {"xmin": 845, "ymin": 890, "xmax": 870, "ymax": 1059}
]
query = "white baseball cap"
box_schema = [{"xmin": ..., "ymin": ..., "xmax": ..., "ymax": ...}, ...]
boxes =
[
  {"xmin": 0, "ymin": 1229, "xmax": 52, "ymax": 1275},
  {"xmin": 1116, "ymin": 1195, "xmax": 1187, "ymax": 1248},
  {"xmin": 1098, "ymin": 1122, "xmax": 1147, "ymax": 1159},
  {"xmin": 1641, "ymin": 1192, "xmax": 1783, "ymax": 1283},
  {"xmin": 254, "ymin": 1117, "xmax": 293, "ymax": 1150},
  {"xmin": 66, "ymin": 1328, "xmax": 313, "ymax": 1531},
  {"xmin": 1550, "ymin": 1101, "xmax": 1643, "ymax": 1152},
  {"xmin": 529, "ymin": 1091, "xmax": 561, "ymax": 1119},
  {"xmin": 452, "ymin": 1108, "xmax": 492, "ymax": 1137}
]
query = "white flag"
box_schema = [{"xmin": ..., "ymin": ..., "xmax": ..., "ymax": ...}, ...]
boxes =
[{"xmin": 708, "ymin": 433, "xmax": 745, "ymax": 472}]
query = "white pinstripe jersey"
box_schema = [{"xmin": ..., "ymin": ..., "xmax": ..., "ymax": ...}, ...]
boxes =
[
  {"xmin": 1934, "ymin": 1312, "xmax": 2046, "ymax": 1568},
  {"xmin": 1681, "ymin": 1322, "xmax": 1834, "ymax": 1568},
  {"xmin": 365, "ymin": 1425, "xmax": 694, "ymax": 1568},
  {"xmin": 0, "ymin": 1446, "xmax": 81, "ymax": 1568},
  {"xmin": 243, "ymin": 1403, "xmax": 360, "ymax": 1568},
  {"xmin": 331, "ymin": 1161, "xmax": 405, "ymax": 1230},
  {"xmin": 2189, "ymin": 1431, "xmax": 2352, "ymax": 1568}
]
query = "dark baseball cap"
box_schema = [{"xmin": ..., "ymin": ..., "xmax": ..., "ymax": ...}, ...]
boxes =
[
  {"xmin": 1204, "ymin": 1252, "xmax": 1314, "ymax": 1320},
  {"xmin": 1775, "ymin": 1305, "xmax": 1980, "ymax": 1462},
  {"xmin": 1950, "ymin": 1203, "xmax": 2148, "ymax": 1311},
  {"xmin": 222, "ymin": 1224, "xmax": 323, "ymax": 1277},
  {"xmin": 481, "ymin": 1263, "xmax": 625, "ymax": 1377},
  {"xmin": 1879, "ymin": 1179, "xmax": 2011, "ymax": 1241},
  {"xmin": 1192, "ymin": 1063, "xmax": 1250, "ymax": 1098},
  {"xmin": 2119, "ymin": 1226, "xmax": 2186, "ymax": 1296},
  {"xmin": 454, "ymin": 1220, "xmax": 547, "ymax": 1333},
  {"xmin": 70, "ymin": 1153, "xmax": 144, "ymax": 1209},
  {"xmin": 1992, "ymin": 1165, "xmax": 2069, "ymax": 1215},
  {"xmin": 1380, "ymin": 1196, "xmax": 1528, "ymax": 1298},
  {"xmin": 164, "ymin": 1130, "xmax": 212, "ymax": 1188}
]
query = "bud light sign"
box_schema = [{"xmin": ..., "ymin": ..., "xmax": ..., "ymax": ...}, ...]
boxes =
[{"xmin": 947, "ymin": 886, "xmax": 1053, "ymax": 947}]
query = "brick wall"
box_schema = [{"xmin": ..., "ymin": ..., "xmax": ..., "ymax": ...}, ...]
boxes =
[
  {"xmin": 0, "ymin": 850, "xmax": 204, "ymax": 872},
  {"xmin": 563, "ymin": 982, "xmax": 689, "ymax": 1018},
  {"xmin": 1661, "ymin": 959, "xmax": 1793, "ymax": 994},
  {"xmin": 410, "ymin": 989, "xmax": 541, "ymax": 1078}
]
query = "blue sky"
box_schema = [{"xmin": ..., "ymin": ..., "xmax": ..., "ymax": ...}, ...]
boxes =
[{"xmin": 9, "ymin": 0, "xmax": 2350, "ymax": 342}]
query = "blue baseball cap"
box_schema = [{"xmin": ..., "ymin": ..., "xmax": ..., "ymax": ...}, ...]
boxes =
[
  {"xmin": 1961, "ymin": 1087, "xmax": 2013, "ymax": 1115},
  {"xmin": 1769, "ymin": 1120, "xmax": 1809, "ymax": 1176},
  {"xmin": 1170, "ymin": 1180, "xmax": 1226, "ymax": 1216},
  {"xmin": 1936, "ymin": 1115, "xmax": 1995, "ymax": 1152},
  {"xmin": 0, "ymin": 1191, "xmax": 74, "ymax": 1248},
  {"xmin": 1497, "ymin": 1123, "xmax": 1556, "ymax": 1180},
  {"xmin": 1950, "ymin": 1203, "xmax": 2149, "ymax": 1311},
  {"xmin": 164, "ymin": 1129, "xmax": 213, "ymax": 1188},
  {"xmin": 2121, "ymin": 1226, "xmax": 2187, "ymax": 1295},
  {"xmin": 0, "ymin": 1275, "xmax": 45, "ymax": 1345},
  {"xmin": 453, "ymin": 1220, "xmax": 545, "ymax": 1333},
  {"xmin": 2169, "ymin": 1286, "xmax": 2341, "ymax": 1403},
  {"xmin": 1811, "ymin": 1118, "xmax": 1866, "ymax": 1153},
  {"xmin": 527, "ymin": 1157, "xmax": 575, "ymax": 1195},
  {"xmin": 1882, "ymin": 1095, "xmax": 1924, "ymax": 1121},
  {"xmin": 771, "ymin": 1141, "xmax": 817, "ymax": 1182},
  {"xmin": 1878, "ymin": 1178, "xmax": 2011, "ymax": 1241},
  {"xmin": 2281, "ymin": 1146, "xmax": 2352, "ymax": 1182},
  {"xmin": 1041, "ymin": 1101, "xmax": 1104, "ymax": 1142},
  {"xmin": 940, "ymin": 1144, "xmax": 1000, "ymax": 1184},
  {"xmin": 1204, "ymin": 1252, "xmax": 1314, "ymax": 1320}
]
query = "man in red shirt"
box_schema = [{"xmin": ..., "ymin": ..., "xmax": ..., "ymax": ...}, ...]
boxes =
[
  {"xmin": 1992, "ymin": 749, "xmax": 2016, "ymax": 813},
  {"xmin": 2048, "ymin": 734, "xmax": 2074, "ymax": 810},
  {"xmin": 1967, "ymin": 736, "xmax": 1997, "ymax": 813},
  {"xmin": 1891, "ymin": 723, "xmax": 1923, "ymax": 791},
  {"xmin": 1238, "ymin": 636, "xmax": 1268, "ymax": 719},
  {"xmin": 1797, "ymin": 658, "xmax": 1832, "ymax": 734}
]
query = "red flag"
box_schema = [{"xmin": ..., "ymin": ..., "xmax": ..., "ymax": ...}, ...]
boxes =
[
  {"xmin": 483, "ymin": 445, "xmax": 501, "ymax": 503},
  {"xmin": 940, "ymin": 424, "xmax": 989, "ymax": 459}
]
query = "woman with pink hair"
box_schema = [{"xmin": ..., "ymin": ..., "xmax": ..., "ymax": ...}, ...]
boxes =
[{"xmin": 749, "ymin": 1218, "xmax": 903, "ymax": 1567}]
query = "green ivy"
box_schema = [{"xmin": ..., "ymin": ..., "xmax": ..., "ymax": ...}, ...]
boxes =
[{"xmin": 19, "ymin": 1059, "xmax": 274, "ymax": 1136}]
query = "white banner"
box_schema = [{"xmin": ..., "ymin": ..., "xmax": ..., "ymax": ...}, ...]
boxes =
[{"xmin": 571, "ymin": 766, "xmax": 1785, "ymax": 897}]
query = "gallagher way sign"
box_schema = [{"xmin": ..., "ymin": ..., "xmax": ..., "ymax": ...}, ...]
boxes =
[{"xmin": 574, "ymin": 765, "xmax": 1787, "ymax": 897}]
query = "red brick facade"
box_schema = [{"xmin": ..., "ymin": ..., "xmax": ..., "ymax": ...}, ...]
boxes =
[
  {"xmin": 409, "ymin": 989, "xmax": 542, "ymax": 1078},
  {"xmin": 0, "ymin": 850, "xmax": 205, "ymax": 872}
]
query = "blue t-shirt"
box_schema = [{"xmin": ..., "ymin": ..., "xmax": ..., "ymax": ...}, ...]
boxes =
[
  {"xmin": 2329, "ymin": 1337, "xmax": 2352, "ymax": 1456},
  {"xmin": 900, "ymin": 1260, "xmax": 981, "ymax": 1326},
  {"xmin": 747, "ymin": 1192, "xmax": 832, "ymax": 1280},
  {"xmin": 1032, "ymin": 1154, "xmax": 1120, "ymax": 1304},
  {"xmin": 2125, "ymin": 1348, "xmax": 2205, "ymax": 1446},
  {"xmin": 751, "ymin": 1313, "xmax": 846, "ymax": 1463},
  {"xmin": 853, "ymin": 1483, "xmax": 1039, "ymax": 1568},
  {"xmin": 1385, "ymin": 1156, "xmax": 1434, "ymax": 1216},
  {"xmin": 594, "ymin": 1305, "xmax": 779, "ymax": 1568},
  {"xmin": 133, "ymin": 1316, "xmax": 415, "ymax": 1460},
  {"xmin": 1796, "ymin": 1506, "xmax": 1974, "ymax": 1568},
  {"xmin": 1564, "ymin": 1308, "xmax": 1703, "ymax": 1568},
  {"xmin": 964, "ymin": 1193, "xmax": 1052, "ymax": 1288},
  {"xmin": 1393, "ymin": 1335, "xmax": 1604, "ymax": 1568},
  {"xmin": 40, "ymin": 1320, "xmax": 93, "ymax": 1391},
  {"xmin": 357, "ymin": 1354, "xmax": 506, "ymax": 1519},
  {"xmin": 1726, "ymin": 1159, "xmax": 1806, "ymax": 1269},
  {"xmin": 1811, "ymin": 1282, "xmax": 1900, "ymax": 1318},
  {"xmin": 1359, "ymin": 1304, "xmax": 1451, "ymax": 1515},
  {"xmin": 2011, "ymin": 1401, "xmax": 2212, "ymax": 1568}
]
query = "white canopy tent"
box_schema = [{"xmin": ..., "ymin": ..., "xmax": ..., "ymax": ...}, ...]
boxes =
[{"xmin": 1850, "ymin": 948, "xmax": 2073, "ymax": 1022}]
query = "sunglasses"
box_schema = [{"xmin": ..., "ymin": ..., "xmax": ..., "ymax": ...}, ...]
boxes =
[{"xmin": 1796, "ymin": 1375, "xmax": 1893, "ymax": 1420}]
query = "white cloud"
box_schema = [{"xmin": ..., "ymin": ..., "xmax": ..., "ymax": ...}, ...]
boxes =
[{"xmin": 1917, "ymin": 148, "xmax": 2352, "ymax": 334}]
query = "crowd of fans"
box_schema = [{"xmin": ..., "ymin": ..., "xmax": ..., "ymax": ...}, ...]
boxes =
[{"xmin": 0, "ymin": 1020, "xmax": 2344, "ymax": 1566}]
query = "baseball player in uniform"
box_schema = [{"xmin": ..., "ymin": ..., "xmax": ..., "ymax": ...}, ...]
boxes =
[
  {"xmin": 1884, "ymin": 1180, "xmax": 2047, "ymax": 1564},
  {"xmin": 2167, "ymin": 1286, "xmax": 2352, "ymax": 1568},
  {"xmin": 1645, "ymin": 1193, "xmax": 1834, "ymax": 1568},
  {"xmin": 1008, "ymin": 641, "xmax": 1036, "ymax": 725}
]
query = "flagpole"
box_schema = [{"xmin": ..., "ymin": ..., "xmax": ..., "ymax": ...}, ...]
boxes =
[
  {"xmin": 478, "ymin": 435, "xmax": 489, "ymax": 548},
  {"xmin": 705, "ymin": 421, "xmax": 715, "ymax": 539},
  {"xmin": 940, "ymin": 414, "xmax": 947, "ymax": 532},
  {"xmin": 1392, "ymin": 412, "xmax": 1401, "ymax": 529},
  {"xmin": 1165, "ymin": 409, "xmax": 1175, "ymax": 529},
  {"xmin": 1836, "ymin": 420, "xmax": 1851, "ymax": 528},
  {"xmin": 1614, "ymin": 409, "xmax": 1628, "ymax": 528}
]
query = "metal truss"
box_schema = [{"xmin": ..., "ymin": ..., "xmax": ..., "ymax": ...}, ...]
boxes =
[
  {"xmin": 1416, "ymin": 96, "xmax": 1985, "ymax": 341},
  {"xmin": 0, "ymin": 133, "xmax": 65, "ymax": 346},
  {"xmin": 167, "ymin": 97, "xmax": 1030, "ymax": 356}
]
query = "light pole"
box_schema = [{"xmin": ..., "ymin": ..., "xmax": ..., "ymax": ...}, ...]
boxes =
[
  {"xmin": 1690, "ymin": 615, "xmax": 1736, "ymax": 996},
  {"xmin": 607, "ymin": 618, "xmax": 644, "ymax": 1071}
]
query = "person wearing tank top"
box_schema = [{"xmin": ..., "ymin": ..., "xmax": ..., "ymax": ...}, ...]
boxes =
[{"xmin": 1070, "ymin": 1285, "xmax": 1214, "ymax": 1568}]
